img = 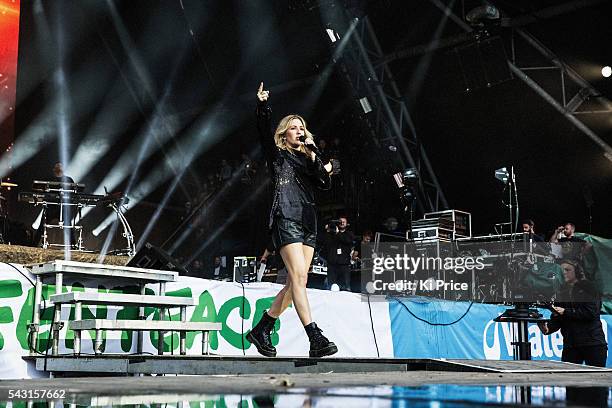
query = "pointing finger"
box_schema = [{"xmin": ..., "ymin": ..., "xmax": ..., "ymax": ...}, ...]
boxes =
[{"xmin": 258, "ymin": 82, "xmax": 264, "ymax": 93}]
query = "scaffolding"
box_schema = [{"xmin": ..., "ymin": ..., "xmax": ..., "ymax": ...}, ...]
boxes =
[{"xmin": 322, "ymin": 4, "xmax": 448, "ymax": 214}]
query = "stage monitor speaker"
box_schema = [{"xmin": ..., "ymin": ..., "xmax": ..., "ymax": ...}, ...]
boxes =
[
  {"xmin": 127, "ymin": 242, "xmax": 189, "ymax": 275},
  {"xmin": 233, "ymin": 256, "xmax": 257, "ymax": 283},
  {"xmin": 453, "ymin": 36, "xmax": 512, "ymax": 93}
]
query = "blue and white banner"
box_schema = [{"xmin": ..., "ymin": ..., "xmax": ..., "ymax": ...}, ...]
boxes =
[{"xmin": 388, "ymin": 296, "xmax": 610, "ymax": 365}]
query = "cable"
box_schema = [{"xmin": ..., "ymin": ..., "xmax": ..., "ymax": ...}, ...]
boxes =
[
  {"xmin": 3, "ymin": 262, "xmax": 36, "ymax": 287},
  {"xmin": 176, "ymin": 0, "xmax": 216, "ymax": 89},
  {"xmin": 366, "ymin": 293, "xmax": 380, "ymax": 357},
  {"xmin": 390, "ymin": 297, "xmax": 473, "ymax": 326},
  {"xmin": 3, "ymin": 262, "xmax": 50, "ymax": 356}
]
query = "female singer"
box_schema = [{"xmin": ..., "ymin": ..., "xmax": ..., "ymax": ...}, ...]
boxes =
[{"xmin": 246, "ymin": 82, "xmax": 337, "ymax": 358}]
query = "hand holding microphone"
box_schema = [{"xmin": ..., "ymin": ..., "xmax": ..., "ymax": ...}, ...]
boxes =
[{"xmin": 299, "ymin": 135, "xmax": 321, "ymax": 157}]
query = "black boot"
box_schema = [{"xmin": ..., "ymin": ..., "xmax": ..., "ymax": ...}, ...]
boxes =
[
  {"xmin": 304, "ymin": 322, "xmax": 338, "ymax": 358},
  {"xmin": 246, "ymin": 311, "xmax": 277, "ymax": 357}
]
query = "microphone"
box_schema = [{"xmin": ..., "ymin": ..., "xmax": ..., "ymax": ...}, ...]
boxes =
[{"xmin": 299, "ymin": 135, "xmax": 322, "ymax": 156}]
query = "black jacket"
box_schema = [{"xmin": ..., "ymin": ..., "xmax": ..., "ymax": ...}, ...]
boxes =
[
  {"xmin": 256, "ymin": 101, "xmax": 331, "ymax": 231},
  {"xmin": 548, "ymin": 280, "xmax": 607, "ymax": 348},
  {"xmin": 325, "ymin": 229, "xmax": 355, "ymax": 265}
]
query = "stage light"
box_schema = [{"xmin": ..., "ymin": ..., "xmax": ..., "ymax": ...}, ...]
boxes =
[
  {"xmin": 326, "ymin": 28, "xmax": 338, "ymax": 43},
  {"xmin": 92, "ymin": 222, "xmax": 104, "ymax": 237},
  {"xmin": 465, "ymin": 5, "xmax": 499, "ymax": 26},
  {"xmin": 394, "ymin": 168, "xmax": 419, "ymax": 216},
  {"xmin": 402, "ymin": 168, "xmax": 419, "ymax": 185},
  {"xmin": 31, "ymin": 209, "xmax": 43, "ymax": 230},
  {"xmin": 495, "ymin": 167, "xmax": 509, "ymax": 183},
  {"xmin": 602, "ymin": 66, "xmax": 611, "ymax": 78},
  {"xmin": 359, "ymin": 97, "xmax": 372, "ymax": 114}
]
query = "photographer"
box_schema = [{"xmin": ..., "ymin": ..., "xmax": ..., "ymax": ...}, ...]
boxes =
[
  {"xmin": 549, "ymin": 222, "xmax": 591, "ymax": 261},
  {"xmin": 537, "ymin": 259, "xmax": 607, "ymax": 367},
  {"xmin": 324, "ymin": 216, "xmax": 355, "ymax": 291}
]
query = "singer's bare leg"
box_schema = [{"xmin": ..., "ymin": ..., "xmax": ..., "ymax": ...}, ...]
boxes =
[
  {"xmin": 266, "ymin": 243, "xmax": 313, "ymax": 325},
  {"xmin": 268, "ymin": 280, "xmax": 292, "ymax": 318},
  {"xmin": 268, "ymin": 244, "xmax": 314, "ymax": 319}
]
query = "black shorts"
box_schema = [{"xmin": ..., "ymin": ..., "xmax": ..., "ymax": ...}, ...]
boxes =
[{"xmin": 272, "ymin": 218, "xmax": 317, "ymax": 250}]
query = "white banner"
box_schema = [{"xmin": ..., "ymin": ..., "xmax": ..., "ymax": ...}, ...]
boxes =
[{"xmin": 0, "ymin": 263, "xmax": 393, "ymax": 379}]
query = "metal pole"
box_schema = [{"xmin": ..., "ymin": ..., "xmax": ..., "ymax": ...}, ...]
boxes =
[
  {"xmin": 158, "ymin": 282, "xmax": 166, "ymax": 355},
  {"xmin": 137, "ymin": 284, "xmax": 145, "ymax": 354},
  {"xmin": 52, "ymin": 273, "xmax": 63, "ymax": 356},
  {"xmin": 74, "ymin": 301, "xmax": 81, "ymax": 355},
  {"xmin": 94, "ymin": 329, "xmax": 102, "ymax": 355},
  {"xmin": 30, "ymin": 276, "xmax": 43, "ymax": 355},
  {"xmin": 509, "ymin": 63, "xmax": 612, "ymax": 155},
  {"xmin": 180, "ymin": 307, "xmax": 187, "ymax": 355}
]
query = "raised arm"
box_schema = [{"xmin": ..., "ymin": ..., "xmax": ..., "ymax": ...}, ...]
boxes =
[
  {"xmin": 550, "ymin": 226, "xmax": 563, "ymax": 243},
  {"xmin": 256, "ymin": 82, "xmax": 276, "ymax": 166}
]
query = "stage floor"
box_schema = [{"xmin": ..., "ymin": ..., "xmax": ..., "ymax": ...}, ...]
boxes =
[
  {"xmin": 2, "ymin": 368, "xmax": 612, "ymax": 406},
  {"xmin": 25, "ymin": 355, "xmax": 611, "ymax": 375}
]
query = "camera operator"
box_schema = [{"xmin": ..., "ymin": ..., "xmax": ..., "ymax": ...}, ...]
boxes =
[
  {"xmin": 324, "ymin": 216, "xmax": 355, "ymax": 291},
  {"xmin": 537, "ymin": 259, "xmax": 607, "ymax": 367}
]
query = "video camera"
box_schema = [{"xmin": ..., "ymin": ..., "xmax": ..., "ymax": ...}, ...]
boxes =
[{"xmin": 327, "ymin": 219, "xmax": 342, "ymax": 228}]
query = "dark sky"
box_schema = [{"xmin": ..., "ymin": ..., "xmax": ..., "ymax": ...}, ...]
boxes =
[{"xmin": 11, "ymin": 0, "xmax": 612, "ymax": 258}]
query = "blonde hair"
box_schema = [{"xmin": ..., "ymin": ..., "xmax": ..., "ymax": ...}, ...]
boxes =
[{"xmin": 274, "ymin": 114, "xmax": 314, "ymax": 155}]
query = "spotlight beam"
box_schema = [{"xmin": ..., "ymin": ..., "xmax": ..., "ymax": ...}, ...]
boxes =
[
  {"xmin": 105, "ymin": 0, "xmax": 156, "ymax": 98},
  {"xmin": 79, "ymin": 88, "xmax": 181, "ymax": 222},
  {"xmin": 84, "ymin": 1, "xmax": 197, "ymax": 202},
  {"xmin": 0, "ymin": 111, "xmax": 56, "ymax": 177},
  {"xmin": 184, "ymin": 180, "xmax": 269, "ymax": 266},
  {"xmin": 53, "ymin": 5, "xmax": 73, "ymax": 257},
  {"xmin": 136, "ymin": 165, "xmax": 188, "ymax": 251},
  {"xmin": 89, "ymin": 51, "xmax": 248, "ymax": 236},
  {"xmin": 91, "ymin": 107, "xmax": 245, "ymax": 235},
  {"xmin": 104, "ymin": 0, "xmax": 203, "ymax": 197},
  {"xmin": 66, "ymin": 78, "xmax": 142, "ymax": 181},
  {"xmin": 405, "ymin": 0, "xmax": 456, "ymax": 108},
  {"xmin": 165, "ymin": 146, "xmax": 260, "ymax": 254}
]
